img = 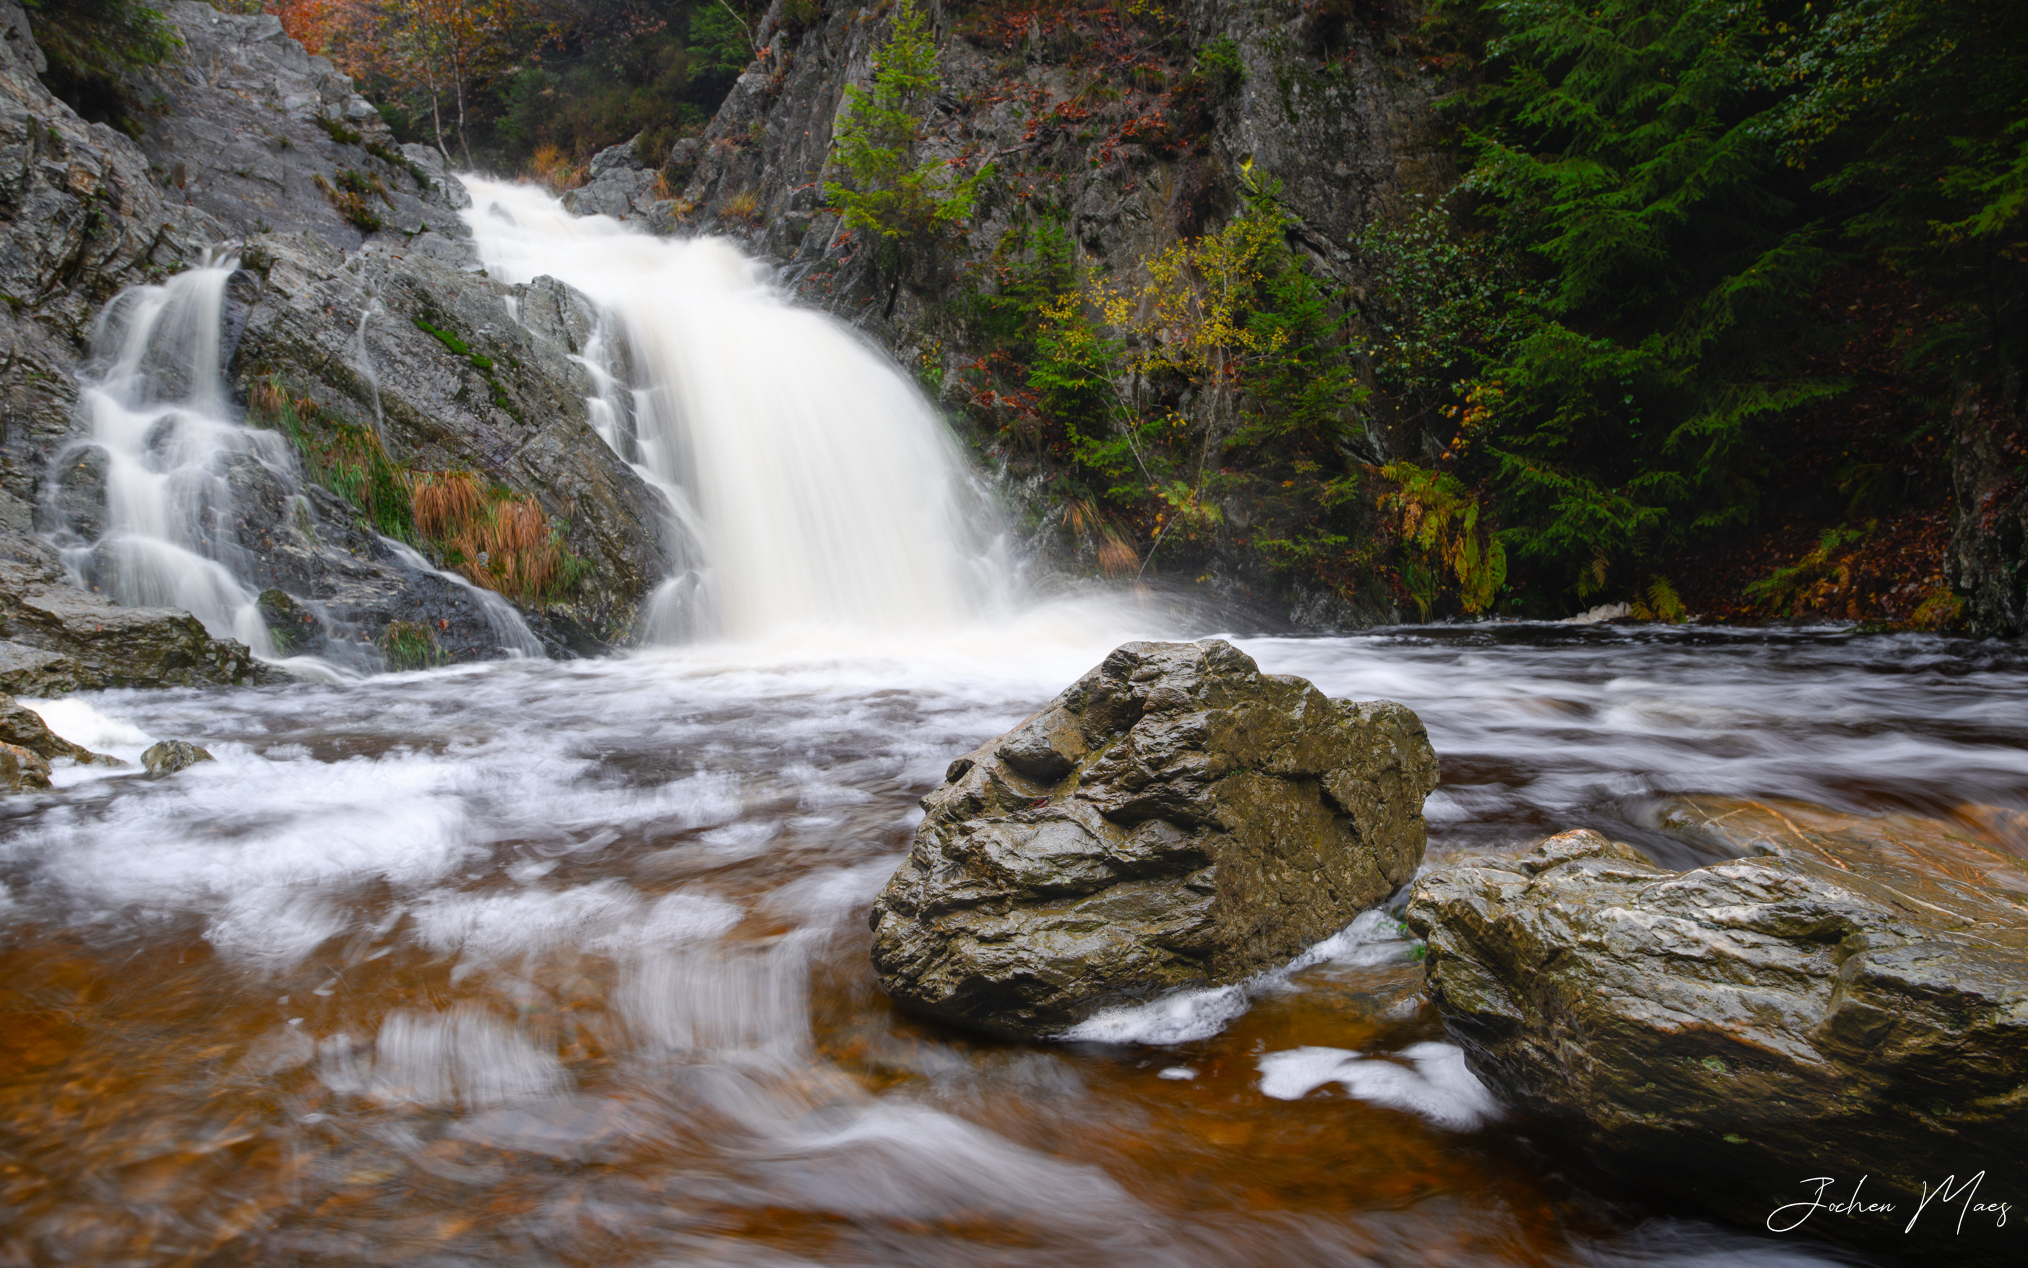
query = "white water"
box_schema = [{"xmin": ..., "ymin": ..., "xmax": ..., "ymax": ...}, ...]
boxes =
[
  {"xmin": 459, "ymin": 178, "xmax": 1010, "ymax": 640},
  {"xmin": 61, "ymin": 264, "xmax": 281, "ymax": 654}
]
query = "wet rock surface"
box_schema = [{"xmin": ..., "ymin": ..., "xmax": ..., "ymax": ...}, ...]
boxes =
[
  {"xmin": 871, "ymin": 639, "xmax": 1439, "ymax": 1038},
  {"xmin": 0, "ymin": 3, "xmax": 677, "ymax": 668},
  {"xmin": 142, "ymin": 739, "xmax": 213, "ymax": 777},
  {"xmin": 0, "ymin": 548, "xmax": 264, "ymax": 692},
  {"xmin": 0, "ymin": 1, "xmax": 228, "ymax": 511},
  {"xmin": 1406, "ymin": 797, "xmax": 2028, "ymax": 1263}
]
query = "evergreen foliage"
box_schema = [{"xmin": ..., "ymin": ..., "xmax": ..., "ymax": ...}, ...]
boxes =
[
  {"xmin": 971, "ymin": 175, "xmax": 1367, "ymax": 583},
  {"xmin": 825, "ymin": 0, "xmax": 991, "ymax": 254},
  {"xmin": 1404, "ymin": 0, "xmax": 2028, "ymax": 608}
]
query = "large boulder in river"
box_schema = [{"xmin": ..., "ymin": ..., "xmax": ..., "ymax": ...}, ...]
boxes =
[
  {"xmin": 1406, "ymin": 797, "xmax": 2028, "ymax": 1263},
  {"xmin": 870, "ymin": 640, "xmax": 1439, "ymax": 1038}
]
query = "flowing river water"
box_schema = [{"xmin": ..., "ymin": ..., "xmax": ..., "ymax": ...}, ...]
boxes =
[
  {"xmin": 5, "ymin": 183, "xmax": 2026, "ymax": 1266},
  {"xmin": 4, "ymin": 621, "xmax": 2023, "ymax": 1266}
]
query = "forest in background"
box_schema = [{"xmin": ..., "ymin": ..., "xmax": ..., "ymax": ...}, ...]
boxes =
[
  {"xmin": 21, "ymin": 0, "xmax": 2028, "ymax": 632},
  {"xmin": 27, "ymin": 1, "xmax": 766, "ymax": 174}
]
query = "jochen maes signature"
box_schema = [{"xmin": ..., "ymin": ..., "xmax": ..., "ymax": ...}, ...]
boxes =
[{"xmin": 1767, "ymin": 1174, "xmax": 2011, "ymax": 1236}]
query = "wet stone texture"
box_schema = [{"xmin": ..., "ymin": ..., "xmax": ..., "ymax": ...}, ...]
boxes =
[
  {"xmin": 870, "ymin": 640, "xmax": 1439, "ymax": 1038},
  {"xmin": 1407, "ymin": 797, "xmax": 2028, "ymax": 1265}
]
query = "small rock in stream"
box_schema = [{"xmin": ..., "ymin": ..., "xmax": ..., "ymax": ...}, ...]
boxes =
[
  {"xmin": 1406, "ymin": 796, "xmax": 2028, "ymax": 1264},
  {"xmin": 142, "ymin": 740, "xmax": 215, "ymax": 777},
  {"xmin": 869, "ymin": 639, "xmax": 1440, "ymax": 1039}
]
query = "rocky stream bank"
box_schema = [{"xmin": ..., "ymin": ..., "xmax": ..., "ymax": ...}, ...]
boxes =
[{"xmin": 871, "ymin": 639, "xmax": 2028, "ymax": 1264}]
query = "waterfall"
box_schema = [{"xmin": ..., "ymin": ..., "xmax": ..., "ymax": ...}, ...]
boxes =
[
  {"xmin": 53, "ymin": 259, "xmax": 543, "ymax": 672},
  {"xmin": 59, "ymin": 264, "xmax": 281, "ymax": 656},
  {"xmin": 459, "ymin": 178, "xmax": 1010, "ymax": 641}
]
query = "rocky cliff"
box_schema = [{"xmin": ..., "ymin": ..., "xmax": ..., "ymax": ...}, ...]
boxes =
[
  {"xmin": 3, "ymin": 2, "xmax": 677, "ymax": 676},
  {"xmin": 664, "ymin": 0, "xmax": 1457, "ymax": 626}
]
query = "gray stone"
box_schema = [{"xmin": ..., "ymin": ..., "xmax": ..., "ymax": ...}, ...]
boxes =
[
  {"xmin": 1405, "ymin": 797, "xmax": 2028, "ymax": 1264},
  {"xmin": 142, "ymin": 739, "xmax": 214, "ymax": 776},
  {"xmin": 0, "ymin": 559, "xmax": 265, "ymax": 690},
  {"xmin": 0, "ymin": 4, "xmax": 678, "ymax": 664},
  {"xmin": 0, "ymin": 641, "xmax": 84, "ymax": 696},
  {"xmin": 870, "ymin": 639, "xmax": 1438, "ymax": 1038}
]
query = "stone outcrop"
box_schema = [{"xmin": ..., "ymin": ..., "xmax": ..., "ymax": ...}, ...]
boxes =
[
  {"xmin": 870, "ymin": 639, "xmax": 1439, "ymax": 1038},
  {"xmin": 0, "ymin": 0, "xmax": 228, "ymax": 512},
  {"xmin": 123, "ymin": 3, "xmax": 678, "ymax": 654},
  {"xmin": 0, "ymin": 691, "xmax": 109, "ymax": 765},
  {"xmin": 1406, "ymin": 797, "xmax": 2028, "ymax": 1263},
  {"xmin": 142, "ymin": 739, "xmax": 213, "ymax": 776},
  {"xmin": 0, "ymin": 550, "xmax": 264, "ymax": 692},
  {"xmin": 561, "ymin": 135, "xmax": 678, "ymax": 230}
]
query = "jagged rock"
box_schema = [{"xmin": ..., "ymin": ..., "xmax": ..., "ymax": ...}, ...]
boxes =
[
  {"xmin": 0, "ymin": 641, "xmax": 83, "ymax": 696},
  {"xmin": 0, "ymin": 559, "xmax": 265, "ymax": 690},
  {"xmin": 142, "ymin": 739, "xmax": 214, "ymax": 776},
  {"xmin": 11, "ymin": 2, "xmax": 683, "ymax": 658},
  {"xmin": 1405, "ymin": 798, "xmax": 2028, "ymax": 1264},
  {"xmin": 667, "ymin": 136, "xmax": 703, "ymax": 181},
  {"xmin": 131, "ymin": 3, "xmax": 454, "ymax": 250},
  {"xmin": 562, "ymin": 136, "xmax": 657, "ymax": 219},
  {"xmin": 0, "ymin": 692, "xmax": 112, "ymax": 764},
  {"xmin": 870, "ymin": 639, "xmax": 1439, "ymax": 1038},
  {"xmin": 0, "ymin": 739, "xmax": 48, "ymax": 791},
  {"xmin": 0, "ymin": 2, "xmax": 228, "ymax": 512},
  {"xmin": 228, "ymin": 228, "xmax": 677, "ymax": 651}
]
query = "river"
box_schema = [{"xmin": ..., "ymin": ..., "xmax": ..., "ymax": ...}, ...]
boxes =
[{"xmin": 4, "ymin": 616, "xmax": 2019, "ymax": 1266}]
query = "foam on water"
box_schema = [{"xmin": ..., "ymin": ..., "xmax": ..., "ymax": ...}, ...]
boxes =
[
  {"xmin": 1061, "ymin": 908, "xmax": 1416, "ymax": 1045},
  {"xmin": 1256, "ymin": 1042, "xmax": 1504, "ymax": 1131},
  {"xmin": 0, "ymin": 628, "xmax": 2008, "ymax": 1265}
]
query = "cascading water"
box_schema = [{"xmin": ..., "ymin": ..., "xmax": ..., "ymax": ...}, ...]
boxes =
[
  {"xmin": 58, "ymin": 262, "xmax": 282, "ymax": 656},
  {"xmin": 459, "ymin": 178, "xmax": 1012, "ymax": 641},
  {"xmin": 52, "ymin": 255, "xmax": 545, "ymax": 672}
]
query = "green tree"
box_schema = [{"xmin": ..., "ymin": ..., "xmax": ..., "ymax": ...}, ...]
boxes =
[
  {"xmin": 824, "ymin": 0, "xmax": 990, "ymax": 256},
  {"xmin": 1768, "ymin": 0, "xmax": 2028, "ymax": 403},
  {"xmin": 1433, "ymin": 0, "xmax": 1844, "ymax": 598},
  {"xmin": 1420, "ymin": 0, "xmax": 2027, "ymax": 607}
]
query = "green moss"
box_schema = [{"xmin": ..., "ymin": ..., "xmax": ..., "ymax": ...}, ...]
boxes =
[
  {"xmin": 315, "ymin": 115, "xmax": 363, "ymax": 146},
  {"xmin": 413, "ymin": 317, "xmax": 518, "ymax": 419},
  {"xmin": 377, "ymin": 620, "xmax": 439, "ymax": 671}
]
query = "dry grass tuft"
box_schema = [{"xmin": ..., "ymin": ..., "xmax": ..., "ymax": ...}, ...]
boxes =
[
  {"xmin": 530, "ymin": 144, "xmax": 585, "ymax": 194},
  {"xmin": 724, "ymin": 189, "xmax": 760, "ymax": 223},
  {"xmin": 407, "ymin": 471, "xmax": 564, "ymax": 604},
  {"xmin": 408, "ymin": 470, "xmax": 488, "ymax": 540},
  {"xmin": 248, "ymin": 379, "xmax": 288, "ymax": 420},
  {"xmin": 1065, "ymin": 498, "xmax": 1139, "ymax": 578}
]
